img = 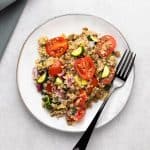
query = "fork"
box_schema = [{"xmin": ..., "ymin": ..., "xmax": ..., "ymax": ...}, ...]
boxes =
[{"xmin": 73, "ymin": 49, "xmax": 136, "ymax": 150}]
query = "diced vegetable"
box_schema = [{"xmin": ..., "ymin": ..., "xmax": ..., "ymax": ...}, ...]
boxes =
[
  {"xmin": 101, "ymin": 65, "xmax": 110, "ymax": 78},
  {"xmin": 42, "ymin": 95, "xmax": 52, "ymax": 109},
  {"xmin": 86, "ymin": 77, "xmax": 98, "ymax": 94},
  {"xmin": 71, "ymin": 46, "xmax": 84, "ymax": 56},
  {"xmin": 74, "ymin": 75, "xmax": 88, "ymax": 87},
  {"xmin": 101, "ymin": 67, "xmax": 115, "ymax": 85},
  {"xmin": 81, "ymin": 79, "xmax": 88, "ymax": 86},
  {"xmin": 70, "ymin": 107, "xmax": 77, "ymax": 115},
  {"xmin": 48, "ymin": 61, "xmax": 62, "ymax": 77},
  {"xmin": 74, "ymin": 90, "xmax": 88, "ymax": 107},
  {"xmin": 96, "ymin": 35, "xmax": 116, "ymax": 58},
  {"xmin": 55, "ymin": 77, "xmax": 63, "ymax": 85},
  {"xmin": 87, "ymin": 35, "xmax": 98, "ymax": 42},
  {"xmin": 37, "ymin": 72, "xmax": 47, "ymax": 83},
  {"xmin": 74, "ymin": 56, "xmax": 96, "ymax": 80},
  {"xmin": 42, "ymin": 95, "xmax": 50, "ymax": 102},
  {"xmin": 68, "ymin": 108, "xmax": 86, "ymax": 121},
  {"xmin": 45, "ymin": 83, "xmax": 52, "ymax": 93},
  {"xmin": 46, "ymin": 36, "xmax": 68, "ymax": 57},
  {"xmin": 74, "ymin": 76, "xmax": 81, "ymax": 86},
  {"xmin": 36, "ymin": 83, "xmax": 43, "ymax": 92}
]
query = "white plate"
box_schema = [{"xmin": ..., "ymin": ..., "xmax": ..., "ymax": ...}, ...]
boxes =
[{"xmin": 17, "ymin": 14, "xmax": 134, "ymax": 132}]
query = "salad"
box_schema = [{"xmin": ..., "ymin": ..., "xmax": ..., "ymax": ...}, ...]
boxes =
[{"xmin": 32, "ymin": 27, "xmax": 120, "ymax": 125}]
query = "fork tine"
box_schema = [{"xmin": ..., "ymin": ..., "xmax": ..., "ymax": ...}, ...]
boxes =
[
  {"xmin": 116, "ymin": 49, "xmax": 128, "ymax": 71},
  {"xmin": 116, "ymin": 49, "xmax": 130, "ymax": 75},
  {"xmin": 119, "ymin": 51, "xmax": 133, "ymax": 77},
  {"xmin": 123, "ymin": 53, "xmax": 136, "ymax": 80}
]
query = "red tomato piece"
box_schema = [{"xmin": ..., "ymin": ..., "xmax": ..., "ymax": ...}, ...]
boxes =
[
  {"xmin": 46, "ymin": 37, "xmax": 68, "ymax": 57},
  {"xmin": 96, "ymin": 35, "xmax": 116, "ymax": 58},
  {"xmin": 87, "ymin": 77, "xmax": 98, "ymax": 94},
  {"xmin": 91, "ymin": 77, "xmax": 98, "ymax": 87},
  {"xmin": 74, "ymin": 56, "xmax": 96, "ymax": 80},
  {"xmin": 48, "ymin": 61, "xmax": 62, "ymax": 76},
  {"xmin": 71, "ymin": 108, "xmax": 86, "ymax": 121},
  {"xmin": 75, "ymin": 90, "xmax": 88, "ymax": 107},
  {"xmin": 45, "ymin": 83, "xmax": 52, "ymax": 93}
]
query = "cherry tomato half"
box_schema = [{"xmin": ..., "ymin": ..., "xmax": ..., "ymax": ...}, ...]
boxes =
[
  {"xmin": 74, "ymin": 56, "xmax": 96, "ymax": 80},
  {"xmin": 96, "ymin": 35, "xmax": 116, "ymax": 58},
  {"xmin": 48, "ymin": 61, "xmax": 62, "ymax": 77},
  {"xmin": 46, "ymin": 37, "xmax": 68, "ymax": 57},
  {"xmin": 74, "ymin": 90, "xmax": 88, "ymax": 107}
]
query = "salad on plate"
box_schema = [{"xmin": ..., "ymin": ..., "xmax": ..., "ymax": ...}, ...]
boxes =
[{"xmin": 32, "ymin": 27, "xmax": 120, "ymax": 125}]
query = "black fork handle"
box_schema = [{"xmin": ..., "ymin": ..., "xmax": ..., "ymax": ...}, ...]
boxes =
[{"xmin": 73, "ymin": 99, "xmax": 108, "ymax": 150}]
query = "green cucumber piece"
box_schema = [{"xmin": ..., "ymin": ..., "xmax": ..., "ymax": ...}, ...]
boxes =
[
  {"xmin": 55, "ymin": 77, "xmax": 63, "ymax": 85},
  {"xmin": 87, "ymin": 35, "xmax": 98, "ymax": 42},
  {"xmin": 37, "ymin": 72, "xmax": 47, "ymax": 83},
  {"xmin": 71, "ymin": 46, "xmax": 84, "ymax": 56},
  {"xmin": 101, "ymin": 65, "xmax": 110, "ymax": 78},
  {"xmin": 42, "ymin": 95, "xmax": 52, "ymax": 109},
  {"xmin": 42, "ymin": 95, "xmax": 50, "ymax": 102}
]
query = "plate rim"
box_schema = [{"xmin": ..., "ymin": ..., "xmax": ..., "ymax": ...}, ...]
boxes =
[{"xmin": 16, "ymin": 13, "xmax": 134, "ymax": 133}]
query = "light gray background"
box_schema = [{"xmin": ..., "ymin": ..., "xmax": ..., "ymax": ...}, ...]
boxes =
[{"xmin": 0, "ymin": 0, "xmax": 150, "ymax": 150}]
